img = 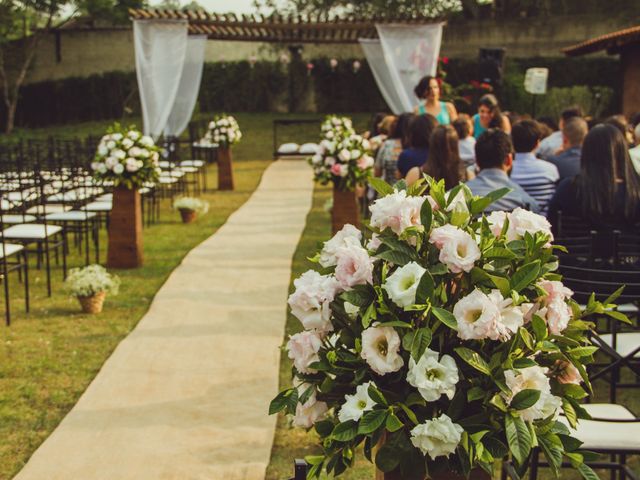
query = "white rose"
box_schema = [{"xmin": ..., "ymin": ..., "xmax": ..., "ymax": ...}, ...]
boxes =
[
  {"xmin": 429, "ymin": 225, "xmax": 481, "ymax": 273},
  {"xmin": 288, "ymin": 270, "xmax": 339, "ymax": 332},
  {"xmin": 128, "ymin": 146, "xmax": 142, "ymax": 158},
  {"xmin": 361, "ymin": 139, "xmax": 371, "ymax": 150},
  {"xmin": 112, "ymin": 133, "xmax": 123, "ymax": 141},
  {"xmin": 208, "ymin": 121, "xmax": 216, "ymax": 129},
  {"xmin": 332, "ymin": 117, "xmax": 341, "ymax": 126},
  {"xmin": 410, "ymin": 414, "xmax": 463, "ymax": 460},
  {"xmin": 324, "ymin": 156, "xmax": 336, "ymax": 167},
  {"xmin": 338, "ymin": 149, "xmax": 351, "ymax": 162},
  {"xmin": 366, "ymin": 233, "xmax": 382, "ymax": 251},
  {"xmin": 453, "ymin": 289, "xmax": 502, "ymax": 340},
  {"xmin": 105, "ymin": 156, "xmax": 119, "ymax": 169},
  {"xmin": 97, "ymin": 145, "xmax": 108, "ymax": 157},
  {"xmin": 122, "ymin": 138, "xmax": 134, "ymax": 149},
  {"xmin": 90, "ymin": 162, "xmax": 101, "ymax": 171},
  {"xmin": 537, "ymin": 280, "xmax": 573, "ymax": 334},
  {"xmin": 369, "ymin": 190, "xmax": 426, "ymax": 236},
  {"xmin": 509, "ymin": 207, "xmax": 554, "ymax": 243},
  {"xmin": 407, "ymin": 348, "xmax": 459, "ymax": 402},
  {"xmin": 287, "ymin": 330, "xmax": 323, "ymax": 374},
  {"xmin": 140, "ymin": 135, "xmax": 154, "ymax": 147},
  {"xmin": 128, "ymin": 130, "xmax": 140, "ymax": 140},
  {"xmin": 383, "ymin": 262, "xmax": 426, "ymax": 308},
  {"xmin": 357, "ymin": 155, "xmax": 374, "ymax": 170},
  {"xmin": 338, "ymin": 381, "xmax": 377, "ymax": 423},
  {"xmin": 125, "ymin": 158, "xmax": 140, "ymax": 172},
  {"xmin": 325, "ymin": 130, "xmax": 335, "ymax": 140},
  {"xmin": 311, "ymin": 154, "xmax": 323, "ymax": 165},
  {"xmin": 97, "ymin": 163, "xmax": 107, "ymax": 174},
  {"xmin": 360, "ymin": 324, "xmax": 404, "ymax": 375},
  {"xmin": 338, "ymin": 164, "xmax": 349, "ymax": 177},
  {"xmin": 106, "ymin": 140, "xmax": 116, "ymax": 150},
  {"xmin": 112, "ymin": 149, "xmax": 126, "ymax": 160},
  {"xmin": 504, "ymin": 366, "xmax": 561, "ymax": 422},
  {"xmin": 113, "ymin": 163, "xmax": 125, "ymax": 175},
  {"xmin": 344, "ymin": 301, "xmax": 360, "ymax": 317},
  {"xmin": 293, "ymin": 385, "xmax": 328, "ymax": 428},
  {"xmin": 319, "ymin": 224, "xmax": 362, "ymax": 267},
  {"xmin": 350, "ymin": 149, "xmax": 361, "ymax": 160},
  {"xmin": 334, "ymin": 245, "xmax": 373, "ymax": 290},
  {"xmin": 487, "ymin": 290, "xmax": 531, "ymax": 340}
]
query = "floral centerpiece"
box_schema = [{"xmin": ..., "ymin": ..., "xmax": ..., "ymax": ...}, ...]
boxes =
[
  {"xmin": 173, "ymin": 196, "xmax": 210, "ymax": 224},
  {"xmin": 270, "ymin": 177, "xmax": 627, "ymax": 479},
  {"xmin": 202, "ymin": 115, "xmax": 242, "ymax": 148},
  {"xmin": 320, "ymin": 115, "xmax": 355, "ymax": 141},
  {"xmin": 91, "ymin": 123, "xmax": 161, "ymax": 189},
  {"xmin": 65, "ymin": 264, "xmax": 120, "ymax": 314}
]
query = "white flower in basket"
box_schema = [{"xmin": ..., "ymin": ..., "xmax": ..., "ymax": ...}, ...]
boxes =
[
  {"xmin": 64, "ymin": 265, "xmax": 120, "ymax": 314},
  {"xmin": 173, "ymin": 196, "xmax": 210, "ymax": 223}
]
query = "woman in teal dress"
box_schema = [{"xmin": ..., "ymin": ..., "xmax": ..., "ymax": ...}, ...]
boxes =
[
  {"xmin": 413, "ymin": 76, "xmax": 458, "ymax": 125},
  {"xmin": 472, "ymin": 94, "xmax": 511, "ymax": 139}
]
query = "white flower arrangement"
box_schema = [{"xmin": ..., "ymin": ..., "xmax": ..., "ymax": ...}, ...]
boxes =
[
  {"xmin": 271, "ymin": 178, "xmax": 629, "ymax": 479},
  {"xmin": 202, "ymin": 115, "xmax": 242, "ymax": 147},
  {"xmin": 64, "ymin": 264, "xmax": 120, "ymax": 298},
  {"xmin": 173, "ymin": 197, "xmax": 210, "ymax": 214},
  {"xmin": 92, "ymin": 124, "xmax": 161, "ymax": 189},
  {"xmin": 320, "ymin": 115, "xmax": 355, "ymax": 141}
]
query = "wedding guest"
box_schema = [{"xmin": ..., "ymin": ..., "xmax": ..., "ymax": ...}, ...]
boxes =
[
  {"xmin": 510, "ymin": 120, "xmax": 559, "ymax": 214},
  {"xmin": 605, "ymin": 114, "xmax": 634, "ymax": 146},
  {"xmin": 547, "ymin": 117, "xmax": 588, "ymax": 180},
  {"xmin": 413, "ymin": 75, "xmax": 458, "ymax": 125},
  {"xmin": 453, "ymin": 115, "xmax": 476, "ymax": 169},
  {"xmin": 547, "ymin": 124, "xmax": 640, "ymax": 232},
  {"xmin": 406, "ymin": 125, "xmax": 463, "ymax": 189},
  {"xmin": 537, "ymin": 106, "xmax": 583, "ymax": 159},
  {"xmin": 629, "ymin": 123, "xmax": 640, "ymax": 174},
  {"xmin": 364, "ymin": 112, "xmax": 388, "ymax": 139},
  {"xmin": 537, "ymin": 116, "xmax": 558, "ymax": 135},
  {"xmin": 466, "ymin": 129, "xmax": 539, "ymax": 212},
  {"xmin": 472, "ymin": 94, "xmax": 511, "ymax": 139},
  {"xmin": 374, "ymin": 113, "xmax": 411, "ymax": 184},
  {"xmin": 396, "ymin": 114, "xmax": 437, "ymax": 179}
]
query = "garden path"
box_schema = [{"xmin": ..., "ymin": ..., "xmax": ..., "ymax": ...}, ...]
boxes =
[{"xmin": 15, "ymin": 159, "xmax": 313, "ymax": 480}]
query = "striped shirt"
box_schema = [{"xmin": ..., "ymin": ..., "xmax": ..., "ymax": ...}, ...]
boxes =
[
  {"xmin": 374, "ymin": 139, "xmax": 403, "ymax": 184},
  {"xmin": 511, "ymin": 152, "xmax": 559, "ymax": 214}
]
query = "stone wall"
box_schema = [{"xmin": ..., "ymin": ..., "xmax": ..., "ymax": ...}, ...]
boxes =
[{"xmin": 26, "ymin": 14, "xmax": 635, "ymax": 84}]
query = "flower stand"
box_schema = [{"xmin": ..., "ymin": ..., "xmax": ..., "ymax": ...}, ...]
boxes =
[
  {"xmin": 217, "ymin": 146, "xmax": 234, "ymax": 191},
  {"xmin": 78, "ymin": 291, "xmax": 107, "ymax": 314},
  {"xmin": 107, "ymin": 187, "xmax": 143, "ymax": 269},
  {"xmin": 332, "ymin": 186, "xmax": 359, "ymax": 234},
  {"xmin": 179, "ymin": 208, "xmax": 197, "ymax": 224}
]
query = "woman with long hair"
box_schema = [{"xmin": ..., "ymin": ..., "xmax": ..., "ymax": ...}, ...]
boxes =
[
  {"xmin": 413, "ymin": 75, "xmax": 458, "ymax": 125},
  {"xmin": 374, "ymin": 113, "xmax": 413, "ymax": 184},
  {"xmin": 472, "ymin": 94, "xmax": 511, "ymax": 139},
  {"xmin": 406, "ymin": 125, "xmax": 463, "ymax": 188},
  {"xmin": 396, "ymin": 114, "xmax": 437, "ymax": 180},
  {"xmin": 547, "ymin": 123, "xmax": 640, "ymax": 231}
]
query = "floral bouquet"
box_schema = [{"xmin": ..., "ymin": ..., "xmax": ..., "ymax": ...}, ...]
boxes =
[
  {"xmin": 310, "ymin": 131, "xmax": 374, "ymax": 191},
  {"xmin": 270, "ymin": 177, "xmax": 627, "ymax": 479},
  {"xmin": 92, "ymin": 123, "xmax": 161, "ymax": 189},
  {"xmin": 173, "ymin": 196, "xmax": 210, "ymax": 223},
  {"xmin": 321, "ymin": 115, "xmax": 355, "ymax": 141},
  {"xmin": 65, "ymin": 264, "xmax": 120, "ymax": 314},
  {"xmin": 202, "ymin": 115, "xmax": 242, "ymax": 148}
]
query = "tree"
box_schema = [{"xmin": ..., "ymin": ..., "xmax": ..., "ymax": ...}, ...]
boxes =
[{"xmin": 253, "ymin": 0, "xmax": 464, "ymax": 17}]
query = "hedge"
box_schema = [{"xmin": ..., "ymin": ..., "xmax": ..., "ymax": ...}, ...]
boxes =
[{"xmin": 1, "ymin": 55, "xmax": 620, "ymax": 130}]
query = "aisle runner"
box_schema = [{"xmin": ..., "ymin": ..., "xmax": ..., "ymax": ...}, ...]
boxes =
[{"xmin": 16, "ymin": 160, "xmax": 313, "ymax": 480}]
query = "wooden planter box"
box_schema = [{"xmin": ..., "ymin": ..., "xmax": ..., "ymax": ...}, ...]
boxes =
[
  {"xmin": 107, "ymin": 187, "xmax": 143, "ymax": 269},
  {"xmin": 332, "ymin": 186, "xmax": 359, "ymax": 234},
  {"xmin": 218, "ymin": 146, "xmax": 234, "ymax": 191}
]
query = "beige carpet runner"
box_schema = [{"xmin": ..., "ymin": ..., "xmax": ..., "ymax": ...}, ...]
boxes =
[{"xmin": 15, "ymin": 160, "xmax": 314, "ymax": 480}]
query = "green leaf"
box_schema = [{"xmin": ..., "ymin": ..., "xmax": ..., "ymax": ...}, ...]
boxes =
[
  {"xmin": 512, "ymin": 358, "xmax": 538, "ymax": 369},
  {"xmin": 531, "ymin": 315, "xmax": 548, "ymax": 341},
  {"xmin": 467, "ymin": 386, "xmax": 486, "ymax": 402},
  {"xmin": 562, "ymin": 398, "xmax": 578, "ymax": 429},
  {"xmin": 567, "ymin": 346, "xmax": 599, "ymax": 358},
  {"xmin": 331, "ymin": 421, "xmax": 358, "ymax": 442},
  {"xmin": 415, "ymin": 270, "xmax": 435, "ymax": 304},
  {"xmin": 398, "ymin": 403, "xmax": 419, "ymax": 425},
  {"xmin": 341, "ymin": 285, "xmax": 375, "ymax": 307},
  {"xmin": 558, "ymin": 433, "xmax": 583, "ymax": 452},
  {"xmin": 314, "ymin": 419, "xmax": 334, "ymax": 437},
  {"xmin": 505, "ymin": 414, "xmax": 532, "ymax": 464},
  {"xmin": 368, "ymin": 177, "xmax": 395, "ymax": 196},
  {"xmin": 577, "ymin": 463, "xmax": 600, "ymax": 480},
  {"xmin": 483, "ymin": 437, "xmax": 509, "ymax": 459},
  {"xmin": 484, "ymin": 247, "xmax": 517, "ymax": 259},
  {"xmin": 455, "ymin": 347, "xmax": 491, "ymax": 375},
  {"xmin": 432, "ymin": 307, "xmax": 458, "ymax": 330},
  {"xmin": 386, "ymin": 412, "xmax": 404, "ymax": 432},
  {"xmin": 375, "ymin": 443, "xmax": 400, "ymax": 472},
  {"xmin": 409, "ymin": 327, "xmax": 433, "ymax": 361},
  {"xmin": 420, "ymin": 195, "xmax": 433, "ymax": 233},
  {"xmin": 376, "ymin": 249, "xmax": 414, "ymax": 266},
  {"xmin": 368, "ymin": 384, "xmax": 388, "ymax": 406},
  {"xmin": 269, "ymin": 387, "xmax": 298, "ymax": 415},
  {"xmin": 510, "ymin": 260, "xmax": 541, "ymax": 293},
  {"xmin": 470, "ymin": 187, "xmax": 512, "ymax": 214},
  {"xmin": 358, "ymin": 410, "xmax": 388, "ymax": 434},
  {"xmin": 510, "ymin": 389, "xmax": 541, "ymax": 410},
  {"xmin": 539, "ymin": 435, "xmax": 563, "ymax": 476},
  {"xmin": 604, "ymin": 309, "xmax": 632, "ymax": 324},
  {"xmin": 603, "ymin": 285, "xmax": 625, "ymax": 306}
]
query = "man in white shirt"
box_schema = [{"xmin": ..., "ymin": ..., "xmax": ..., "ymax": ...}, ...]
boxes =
[
  {"xmin": 510, "ymin": 120, "xmax": 559, "ymax": 214},
  {"xmin": 537, "ymin": 106, "xmax": 583, "ymax": 160}
]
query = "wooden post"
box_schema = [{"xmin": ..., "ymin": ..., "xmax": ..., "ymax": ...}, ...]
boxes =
[
  {"xmin": 218, "ymin": 146, "xmax": 234, "ymax": 191},
  {"xmin": 332, "ymin": 186, "xmax": 359, "ymax": 234},
  {"xmin": 107, "ymin": 187, "xmax": 143, "ymax": 269}
]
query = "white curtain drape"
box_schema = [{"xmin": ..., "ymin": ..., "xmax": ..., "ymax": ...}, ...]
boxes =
[
  {"xmin": 164, "ymin": 35, "xmax": 207, "ymax": 137},
  {"xmin": 359, "ymin": 39, "xmax": 405, "ymax": 115},
  {"xmin": 374, "ymin": 23, "xmax": 444, "ymax": 113},
  {"xmin": 133, "ymin": 20, "xmax": 188, "ymax": 138}
]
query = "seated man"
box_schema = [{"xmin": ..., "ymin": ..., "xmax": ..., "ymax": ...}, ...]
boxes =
[
  {"xmin": 547, "ymin": 117, "xmax": 588, "ymax": 180},
  {"xmin": 537, "ymin": 105, "xmax": 583, "ymax": 160},
  {"xmin": 510, "ymin": 120, "xmax": 559, "ymax": 214},
  {"xmin": 466, "ymin": 129, "xmax": 540, "ymax": 213}
]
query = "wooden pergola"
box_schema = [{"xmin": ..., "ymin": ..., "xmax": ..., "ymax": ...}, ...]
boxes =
[
  {"xmin": 128, "ymin": 8, "xmax": 442, "ymax": 44},
  {"xmin": 563, "ymin": 25, "xmax": 640, "ymax": 117}
]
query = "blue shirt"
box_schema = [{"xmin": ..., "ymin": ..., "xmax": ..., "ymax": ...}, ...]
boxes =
[
  {"xmin": 511, "ymin": 152, "xmax": 559, "ymax": 214},
  {"xmin": 472, "ymin": 114, "xmax": 487, "ymax": 140},
  {"xmin": 397, "ymin": 147, "xmax": 429, "ymax": 178},
  {"xmin": 547, "ymin": 146, "xmax": 581, "ymax": 180},
  {"xmin": 465, "ymin": 168, "xmax": 540, "ymax": 213}
]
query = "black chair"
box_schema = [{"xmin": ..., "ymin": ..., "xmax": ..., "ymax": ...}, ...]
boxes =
[{"xmin": 289, "ymin": 459, "xmax": 307, "ymax": 480}]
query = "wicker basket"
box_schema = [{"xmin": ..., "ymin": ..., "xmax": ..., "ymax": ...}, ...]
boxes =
[
  {"xmin": 179, "ymin": 208, "xmax": 197, "ymax": 224},
  {"xmin": 77, "ymin": 291, "xmax": 107, "ymax": 314}
]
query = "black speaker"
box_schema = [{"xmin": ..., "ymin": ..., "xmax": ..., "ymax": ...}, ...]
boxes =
[{"xmin": 478, "ymin": 47, "xmax": 506, "ymax": 87}]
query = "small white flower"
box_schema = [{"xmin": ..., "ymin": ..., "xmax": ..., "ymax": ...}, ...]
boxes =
[
  {"xmin": 334, "ymin": 245, "xmax": 373, "ymax": 290},
  {"xmin": 287, "ymin": 330, "xmax": 323, "ymax": 374},
  {"xmin": 338, "ymin": 149, "xmax": 351, "ymax": 162},
  {"xmin": 410, "ymin": 414, "xmax": 463, "ymax": 460},
  {"xmin": 338, "ymin": 381, "xmax": 377, "ymax": 422},
  {"xmin": 429, "ymin": 225, "xmax": 480, "ymax": 273},
  {"xmin": 112, "ymin": 133, "xmax": 123, "ymax": 141},
  {"xmin": 360, "ymin": 324, "xmax": 404, "ymax": 375},
  {"xmin": 121, "ymin": 138, "xmax": 134, "ymax": 149},
  {"xmin": 113, "ymin": 163, "xmax": 125, "ymax": 175},
  {"xmin": 288, "ymin": 270, "xmax": 339, "ymax": 332},
  {"xmin": 112, "ymin": 149, "xmax": 126, "ymax": 160},
  {"xmin": 504, "ymin": 366, "xmax": 561, "ymax": 422},
  {"xmin": 453, "ymin": 289, "xmax": 502, "ymax": 340},
  {"xmin": 293, "ymin": 383, "xmax": 328, "ymax": 428},
  {"xmin": 344, "ymin": 301, "xmax": 360, "ymax": 317},
  {"xmin": 325, "ymin": 130, "xmax": 335, "ymax": 140},
  {"xmin": 140, "ymin": 135, "xmax": 154, "ymax": 147},
  {"xmin": 97, "ymin": 145, "xmax": 108, "ymax": 156},
  {"xmin": 106, "ymin": 140, "xmax": 116, "ymax": 150},
  {"xmin": 350, "ymin": 149, "xmax": 362, "ymax": 160},
  {"xmin": 407, "ymin": 348, "xmax": 459, "ymax": 402},
  {"xmin": 319, "ymin": 224, "xmax": 362, "ymax": 268},
  {"xmin": 487, "ymin": 290, "xmax": 531, "ymax": 340},
  {"xmin": 383, "ymin": 262, "xmax": 426, "ymax": 308}
]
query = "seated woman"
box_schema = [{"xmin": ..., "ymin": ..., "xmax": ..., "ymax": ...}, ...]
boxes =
[
  {"xmin": 413, "ymin": 76, "xmax": 458, "ymax": 125},
  {"xmin": 406, "ymin": 125, "xmax": 464, "ymax": 189},
  {"xmin": 396, "ymin": 114, "xmax": 437, "ymax": 180},
  {"xmin": 472, "ymin": 94, "xmax": 511, "ymax": 139},
  {"xmin": 374, "ymin": 113, "xmax": 411, "ymax": 184},
  {"xmin": 547, "ymin": 123, "xmax": 640, "ymax": 235}
]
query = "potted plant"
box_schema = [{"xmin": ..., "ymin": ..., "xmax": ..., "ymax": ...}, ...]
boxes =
[
  {"xmin": 270, "ymin": 179, "xmax": 628, "ymax": 480},
  {"xmin": 173, "ymin": 196, "xmax": 210, "ymax": 223},
  {"xmin": 202, "ymin": 115, "xmax": 242, "ymax": 191},
  {"xmin": 92, "ymin": 123, "xmax": 161, "ymax": 269},
  {"xmin": 309, "ymin": 115, "xmax": 374, "ymax": 234},
  {"xmin": 65, "ymin": 264, "xmax": 120, "ymax": 314}
]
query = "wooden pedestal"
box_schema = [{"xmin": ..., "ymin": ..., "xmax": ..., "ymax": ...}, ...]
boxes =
[
  {"xmin": 218, "ymin": 146, "xmax": 234, "ymax": 191},
  {"xmin": 107, "ymin": 187, "xmax": 143, "ymax": 269},
  {"xmin": 332, "ymin": 187, "xmax": 359, "ymax": 234}
]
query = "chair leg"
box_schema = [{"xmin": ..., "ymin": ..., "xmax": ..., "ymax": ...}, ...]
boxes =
[
  {"xmin": 44, "ymin": 240, "xmax": 52, "ymax": 297},
  {"xmin": 529, "ymin": 448, "xmax": 539, "ymax": 480},
  {"xmin": 3, "ymin": 261, "xmax": 11, "ymax": 326},
  {"xmin": 23, "ymin": 251, "xmax": 29, "ymax": 313},
  {"xmin": 61, "ymin": 232, "xmax": 68, "ymax": 279}
]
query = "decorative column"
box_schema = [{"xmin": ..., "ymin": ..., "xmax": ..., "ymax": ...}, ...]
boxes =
[
  {"xmin": 217, "ymin": 146, "xmax": 234, "ymax": 191},
  {"xmin": 107, "ymin": 187, "xmax": 143, "ymax": 269},
  {"xmin": 332, "ymin": 186, "xmax": 359, "ymax": 234}
]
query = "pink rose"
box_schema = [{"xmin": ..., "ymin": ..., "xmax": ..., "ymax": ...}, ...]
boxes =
[
  {"xmin": 357, "ymin": 155, "xmax": 374, "ymax": 170},
  {"xmin": 293, "ymin": 393, "xmax": 328, "ymax": 428},
  {"xmin": 369, "ymin": 190, "xmax": 426, "ymax": 236},
  {"xmin": 287, "ymin": 270, "xmax": 339, "ymax": 332},
  {"xmin": 538, "ymin": 280, "xmax": 573, "ymax": 334},
  {"xmin": 429, "ymin": 225, "xmax": 481, "ymax": 273},
  {"xmin": 330, "ymin": 163, "xmax": 342, "ymax": 176},
  {"xmin": 287, "ymin": 330, "xmax": 323, "ymax": 374},
  {"xmin": 334, "ymin": 245, "xmax": 374, "ymax": 290}
]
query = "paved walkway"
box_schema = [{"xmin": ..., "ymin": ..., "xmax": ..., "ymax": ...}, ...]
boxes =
[{"xmin": 15, "ymin": 160, "xmax": 313, "ymax": 480}]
